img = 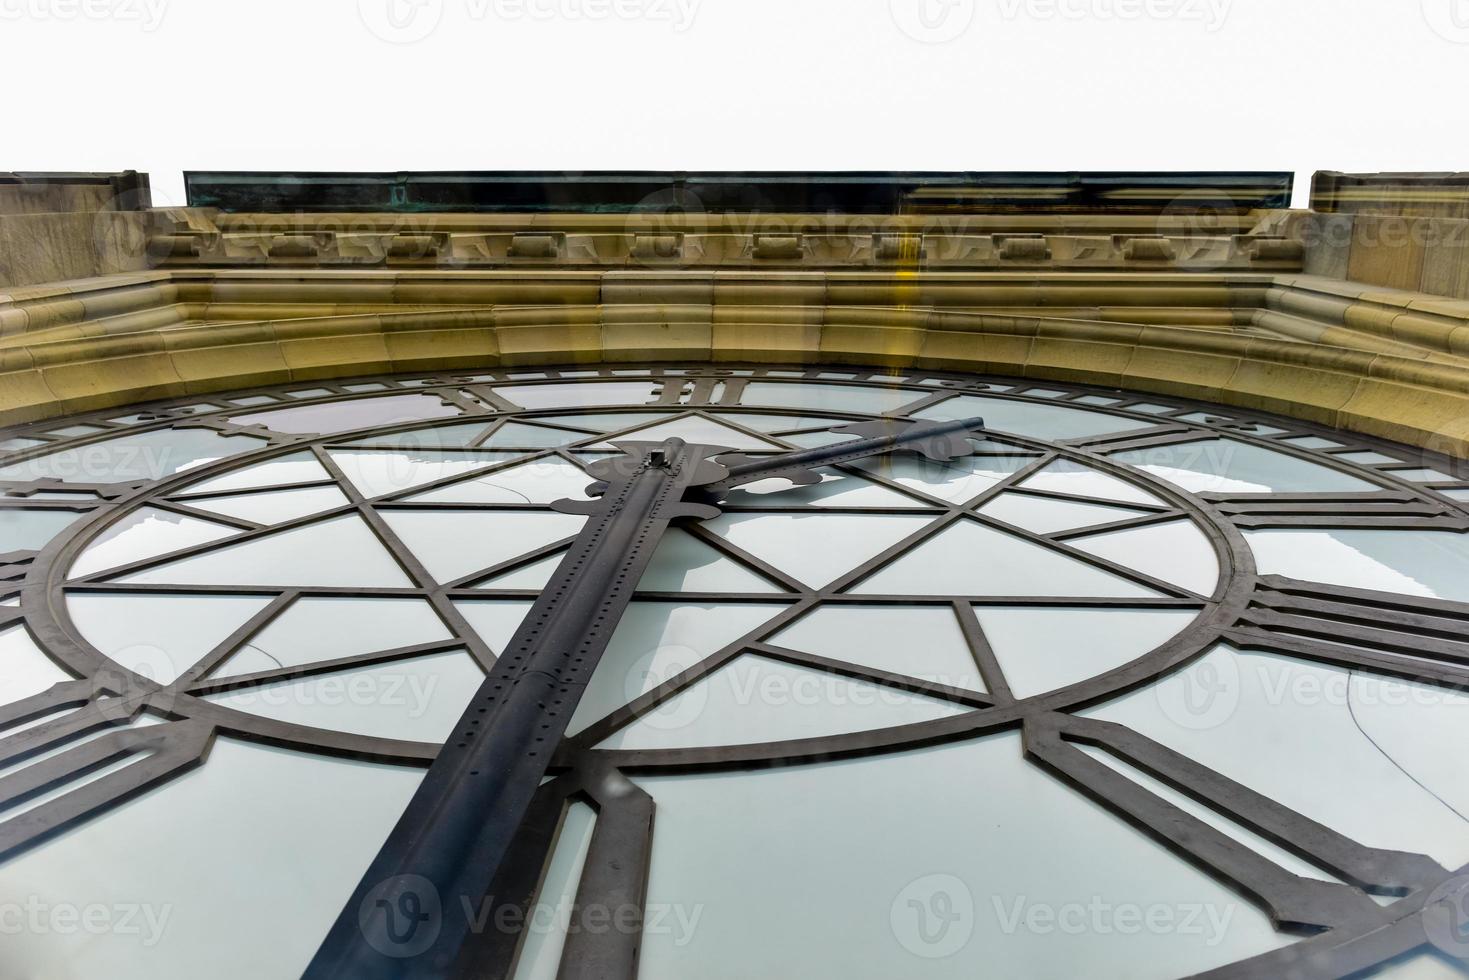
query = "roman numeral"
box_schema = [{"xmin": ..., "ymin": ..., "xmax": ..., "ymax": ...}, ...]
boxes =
[
  {"xmin": 1025, "ymin": 712, "xmax": 1445, "ymax": 933},
  {"xmin": 0, "ymin": 707, "xmax": 214, "ymax": 858},
  {"xmin": 1226, "ymin": 576, "xmax": 1469, "ymax": 689},
  {"xmin": 1206, "ymin": 492, "xmax": 1469, "ymax": 531}
]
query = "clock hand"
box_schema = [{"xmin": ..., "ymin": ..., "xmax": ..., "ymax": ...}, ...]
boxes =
[
  {"xmin": 308, "ymin": 437, "xmax": 725, "ymax": 979},
  {"xmin": 309, "ymin": 415, "xmax": 985, "ymax": 978},
  {"xmin": 696, "ymin": 415, "xmax": 988, "ymax": 497}
]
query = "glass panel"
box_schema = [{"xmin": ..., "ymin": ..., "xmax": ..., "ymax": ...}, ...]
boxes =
[
  {"xmin": 1443, "ymin": 489, "xmax": 1469, "ymax": 502},
  {"xmin": 974, "ymin": 607, "xmax": 1200, "ymax": 699},
  {"xmin": 853, "ymin": 520, "xmax": 1163, "ymax": 599},
  {"xmin": 473, "ymin": 553, "xmax": 566, "ymax": 590},
  {"xmin": 632, "ymin": 734, "xmax": 1290, "ymax": 980},
  {"xmin": 454, "ymin": 599, "xmax": 536, "ymax": 656},
  {"xmin": 228, "ymin": 395, "xmax": 279, "ymax": 406},
  {"xmin": 0, "ymin": 508, "xmax": 82, "ymax": 553},
  {"xmin": 47, "ymin": 424, "xmax": 108, "ymax": 438},
  {"xmin": 329, "ymin": 449, "xmax": 515, "ymax": 498},
  {"xmin": 67, "ymin": 593, "xmax": 274, "ymax": 683},
  {"xmin": 0, "ymin": 429, "xmax": 266, "ymax": 484},
  {"xmin": 116, "ymin": 516, "xmax": 413, "ymax": 588},
  {"xmin": 771, "ymin": 605, "xmax": 986, "ymax": 693},
  {"xmin": 407, "ymin": 458, "xmax": 593, "ymax": 505},
  {"xmin": 0, "ymin": 626, "xmax": 72, "ymax": 708},
  {"xmin": 341, "ymin": 382, "xmax": 390, "ymax": 392},
  {"xmin": 1086, "ymin": 646, "xmax": 1469, "ymax": 869},
  {"xmin": 1333, "ymin": 450, "xmax": 1399, "ymax": 465},
  {"xmin": 854, "ymin": 454, "xmax": 1033, "ymax": 503},
  {"xmin": 916, "ymin": 395, "xmax": 1152, "ymax": 441},
  {"xmin": 637, "ymin": 530, "xmax": 782, "ymax": 594},
  {"xmin": 0, "ymin": 738, "xmax": 423, "ymax": 980},
  {"xmin": 739, "ymin": 382, "xmax": 927, "ymax": 416},
  {"xmin": 597, "ymin": 654, "xmax": 970, "ymax": 750},
  {"xmin": 0, "ymin": 437, "xmax": 46, "ymax": 452},
  {"xmin": 590, "ymin": 417, "xmax": 783, "ymax": 451},
  {"xmin": 706, "ymin": 513, "xmax": 933, "ymax": 589},
  {"xmin": 721, "ymin": 471, "xmax": 928, "ymax": 509},
  {"xmin": 513, "ymin": 802, "xmax": 598, "ymax": 980},
  {"xmin": 383, "ymin": 510, "xmax": 585, "ymax": 584},
  {"xmin": 181, "ymin": 485, "xmax": 350, "ymax": 525},
  {"xmin": 1388, "ymin": 468, "xmax": 1457, "ymax": 483},
  {"xmin": 1068, "ymin": 520, "xmax": 1220, "ymax": 595},
  {"xmin": 1320, "ymin": 674, "xmax": 1469, "ymax": 847},
  {"xmin": 230, "ymin": 394, "xmax": 461, "ymax": 435},
  {"xmin": 70, "ymin": 507, "xmax": 241, "ymax": 578},
  {"xmin": 1112, "ymin": 439, "xmax": 1374, "ymax": 494},
  {"xmin": 176, "ymin": 451, "xmax": 332, "ymax": 496},
  {"xmin": 567, "ymin": 602, "xmax": 786, "ymax": 735},
  {"xmin": 212, "ymin": 597, "xmax": 452, "ymax": 678},
  {"xmin": 1245, "ymin": 529, "xmax": 1469, "ymax": 601},
  {"xmin": 977, "ymin": 494, "xmax": 1152, "ymax": 535},
  {"xmin": 481, "ymin": 423, "xmax": 593, "ymax": 450},
  {"xmin": 1282, "ymin": 436, "xmax": 1343, "ymax": 450},
  {"xmin": 339, "ymin": 421, "xmax": 495, "ymax": 449},
  {"xmin": 1016, "ymin": 461, "xmax": 1165, "ymax": 506},
  {"xmin": 497, "ymin": 381, "xmax": 659, "ymax": 409},
  {"xmin": 284, "ymin": 388, "xmax": 334, "ymax": 398},
  {"xmin": 207, "ymin": 650, "xmax": 483, "ymax": 742},
  {"xmin": 1075, "ymin": 395, "xmax": 1120, "ymax": 406},
  {"xmin": 710, "ymin": 412, "xmax": 848, "ymax": 433}
]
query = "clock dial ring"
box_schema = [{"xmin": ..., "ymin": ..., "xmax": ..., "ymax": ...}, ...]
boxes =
[{"xmin": 0, "ymin": 364, "xmax": 1465, "ymax": 980}]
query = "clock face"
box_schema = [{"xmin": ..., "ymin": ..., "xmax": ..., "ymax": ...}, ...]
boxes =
[{"xmin": 0, "ymin": 366, "xmax": 1466, "ymax": 979}]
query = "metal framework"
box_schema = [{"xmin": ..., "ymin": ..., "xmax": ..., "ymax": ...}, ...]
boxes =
[
  {"xmin": 0, "ymin": 364, "xmax": 1466, "ymax": 979},
  {"xmin": 311, "ymin": 415, "xmax": 992, "ymax": 976}
]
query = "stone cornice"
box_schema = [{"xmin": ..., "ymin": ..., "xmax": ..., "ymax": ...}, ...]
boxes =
[
  {"xmin": 144, "ymin": 208, "xmax": 1302, "ymax": 273},
  {"xmin": 2, "ymin": 266, "xmax": 1468, "ymax": 457}
]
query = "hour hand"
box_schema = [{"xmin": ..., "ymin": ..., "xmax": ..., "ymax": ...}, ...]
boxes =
[{"xmin": 696, "ymin": 415, "xmax": 986, "ymax": 497}]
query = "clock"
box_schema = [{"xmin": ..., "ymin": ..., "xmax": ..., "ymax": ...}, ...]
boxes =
[{"xmin": 0, "ymin": 366, "xmax": 1465, "ymax": 979}]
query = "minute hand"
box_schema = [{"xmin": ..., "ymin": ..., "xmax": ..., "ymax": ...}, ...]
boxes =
[{"xmin": 698, "ymin": 415, "xmax": 988, "ymax": 497}]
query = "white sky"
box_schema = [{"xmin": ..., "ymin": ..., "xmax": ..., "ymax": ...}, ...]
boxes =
[{"xmin": 2, "ymin": 0, "xmax": 1465, "ymax": 208}]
